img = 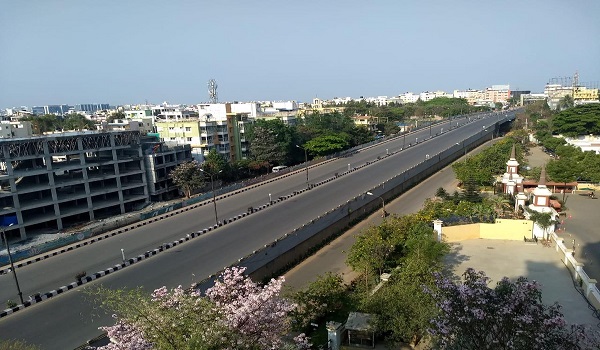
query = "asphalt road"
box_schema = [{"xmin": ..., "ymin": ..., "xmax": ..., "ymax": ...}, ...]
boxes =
[{"xmin": 0, "ymin": 111, "xmax": 515, "ymax": 349}]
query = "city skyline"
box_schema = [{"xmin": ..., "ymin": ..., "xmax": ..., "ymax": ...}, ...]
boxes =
[{"xmin": 1, "ymin": 0, "xmax": 599, "ymax": 107}]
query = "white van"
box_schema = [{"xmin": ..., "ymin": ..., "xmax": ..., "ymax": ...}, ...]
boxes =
[{"xmin": 272, "ymin": 165, "xmax": 288, "ymax": 173}]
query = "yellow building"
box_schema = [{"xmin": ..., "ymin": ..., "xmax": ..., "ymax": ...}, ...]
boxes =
[
  {"xmin": 155, "ymin": 104, "xmax": 250, "ymax": 162},
  {"xmin": 573, "ymin": 87, "xmax": 599, "ymax": 102}
]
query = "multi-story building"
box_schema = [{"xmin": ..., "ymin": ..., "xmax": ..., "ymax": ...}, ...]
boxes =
[
  {"xmin": 152, "ymin": 104, "xmax": 195, "ymax": 120},
  {"xmin": 31, "ymin": 106, "xmax": 46, "ymax": 115},
  {"xmin": 230, "ymin": 102, "xmax": 261, "ymax": 119},
  {"xmin": 0, "ymin": 121, "xmax": 33, "ymax": 138},
  {"xmin": 0, "ymin": 131, "xmax": 148, "ymax": 239},
  {"xmin": 100, "ymin": 117, "xmax": 154, "ymax": 134},
  {"xmin": 398, "ymin": 92, "xmax": 420, "ymax": 104},
  {"xmin": 573, "ymin": 87, "xmax": 600, "ymax": 105},
  {"xmin": 453, "ymin": 89, "xmax": 485, "ymax": 105},
  {"xmin": 419, "ymin": 91, "xmax": 450, "ymax": 102},
  {"xmin": 46, "ymin": 105, "xmax": 71, "ymax": 115},
  {"xmin": 520, "ymin": 93, "xmax": 547, "ymax": 106},
  {"xmin": 156, "ymin": 103, "xmax": 251, "ymax": 162},
  {"xmin": 259, "ymin": 101, "xmax": 299, "ymax": 125},
  {"xmin": 351, "ymin": 115, "xmax": 380, "ymax": 132},
  {"xmin": 75, "ymin": 104, "xmax": 110, "ymax": 113},
  {"xmin": 142, "ymin": 136, "xmax": 192, "ymax": 201},
  {"xmin": 484, "ymin": 85, "xmax": 511, "ymax": 104},
  {"xmin": 298, "ymin": 98, "xmax": 345, "ymax": 116},
  {"xmin": 544, "ymin": 84, "xmax": 572, "ymax": 110},
  {"xmin": 509, "ymin": 90, "xmax": 531, "ymax": 104}
]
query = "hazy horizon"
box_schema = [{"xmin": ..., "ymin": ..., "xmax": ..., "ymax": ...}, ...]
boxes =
[{"xmin": 1, "ymin": 0, "xmax": 599, "ymax": 107}]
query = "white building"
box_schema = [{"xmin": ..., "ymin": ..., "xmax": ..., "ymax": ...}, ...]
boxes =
[
  {"xmin": 272, "ymin": 101, "xmax": 298, "ymax": 111},
  {"xmin": 564, "ymin": 135, "xmax": 600, "ymax": 155},
  {"xmin": 398, "ymin": 92, "xmax": 420, "ymax": 104},
  {"xmin": 230, "ymin": 102, "xmax": 261, "ymax": 119},
  {"xmin": 0, "ymin": 120, "xmax": 33, "ymax": 138},
  {"xmin": 500, "ymin": 145, "xmax": 524, "ymax": 195},
  {"xmin": 419, "ymin": 91, "xmax": 449, "ymax": 102},
  {"xmin": 153, "ymin": 104, "xmax": 195, "ymax": 121},
  {"xmin": 525, "ymin": 166, "xmax": 560, "ymax": 239},
  {"xmin": 453, "ymin": 89, "xmax": 485, "ymax": 105},
  {"xmin": 331, "ymin": 97, "xmax": 354, "ymax": 105}
]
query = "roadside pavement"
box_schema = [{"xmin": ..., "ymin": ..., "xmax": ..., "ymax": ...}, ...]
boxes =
[{"xmin": 557, "ymin": 190, "xmax": 600, "ymax": 283}]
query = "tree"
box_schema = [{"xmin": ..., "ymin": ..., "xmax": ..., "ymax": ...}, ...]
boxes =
[
  {"xmin": 552, "ymin": 104, "xmax": 600, "ymax": 137},
  {"xmin": 362, "ymin": 217, "xmax": 448, "ymax": 347},
  {"xmin": 452, "ymin": 138, "xmax": 523, "ymax": 187},
  {"xmin": 21, "ymin": 114, "xmax": 61, "ymax": 134},
  {"xmin": 546, "ymin": 158, "xmax": 580, "ymax": 202},
  {"xmin": 461, "ymin": 176, "xmax": 482, "ymax": 203},
  {"xmin": 557, "ymin": 95, "xmax": 574, "ymax": 111},
  {"xmin": 541, "ymin": 137, "xmax": 566, "ymax": 153},
  {"xmin": 205, "ymin": 267, "xmax": 299, "ymax": 349},
  {"xmin": 528, "ymin": 211, "xmax": 556, "ymax": 240},
  {"xmin": 426, "ymin": 268, "xmax": 600, "ymax": 350},
  {"xmin": 169, "ymin": 160, "xmax": 204, "ymax": 198},
  {"xmin": 381, "ymin": 120, "xmax": 400, "ymax": 136},
  {"xmin": 94, "ymin": 267, "xmax": 310, "ymax": 350},
  {"xmin": 247, "ymin": 121, "xmax": 289, "ymax": 166},
  {"xmin": 304, "ymin": 134, "xmax": 348, "ymax": 156},
  {"xmin": 62, "ymin": 113, "xmax": 95, "ymax": 130},
  {"xmin": 287, "ymin": 272, "xmax": 348, "ymax": 329},
  {"xmin": 202, "ymin": 149, "xmax": 228, "ymax": 175}
]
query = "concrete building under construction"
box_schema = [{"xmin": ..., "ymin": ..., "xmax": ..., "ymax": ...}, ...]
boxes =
[{"xmin": 0, "ymin": 131, "xmax": 149, "ymax": 239}]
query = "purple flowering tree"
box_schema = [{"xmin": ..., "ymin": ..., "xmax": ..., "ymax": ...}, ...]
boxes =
[
  {"xmin": 426, "ymin": 268, "xmax": 600, "ymax": 349},
  {"xmin": 95, "ymin": 267, "xmax": 310, "ymax": 350}
]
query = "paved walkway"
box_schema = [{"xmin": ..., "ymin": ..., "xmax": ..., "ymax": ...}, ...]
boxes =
[{"xmin": 446, "ymin": 239, "xmax": 598, "ymax": 326}]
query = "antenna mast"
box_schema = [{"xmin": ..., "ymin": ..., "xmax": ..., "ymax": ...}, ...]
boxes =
[{"xmin": 208, "ymin": 79, "xmax": 218, "ymax": 103}]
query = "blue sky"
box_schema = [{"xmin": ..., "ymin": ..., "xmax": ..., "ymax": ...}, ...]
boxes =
[{"xmin": 1, "ymin": 0, "xmax": 599, "ymax": 107}]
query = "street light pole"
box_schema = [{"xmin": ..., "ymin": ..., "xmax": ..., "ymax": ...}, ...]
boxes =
[
  {"xmin": 366, "ymin": 192, "xmax": 386, "ymax": 217},
  {"xmin": 296, "ymin": 145, "xmax": 309, "ymax": 189},
  {"xmin": 2, "ymin": 224, "xmax": 23, "ymax": 305},
  {"xmin": 200, "ymin": 169, "xmax": 222, "ymax": 225}
]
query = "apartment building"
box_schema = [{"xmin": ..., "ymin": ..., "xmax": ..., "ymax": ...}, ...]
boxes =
[
  {"xmin": 156, "ymin": 103, "xmax": 251, "ymax": 162},
  {"xmin": 398, "ymin": 92, "xmax": 420, "ymax": 104},
  {"xmin": 0, "ymin": 131, "xmax": 148, "ymax": 239},
  {"xmin": 484, "ymin": 85, "xmax": 511, "ymax": 104},
  {"xmin": 453, "ymin": 89, "xmax": 485, "ymax": 105}
]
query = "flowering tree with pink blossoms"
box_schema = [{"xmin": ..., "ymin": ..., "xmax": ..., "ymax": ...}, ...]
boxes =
[
  {"xmin": 94, "ymin": 267, "xmax": 310, "ymax": 350},
  {"xmin": 205, "ymin": 266, "xmax": 298, "ymax": 349},
  {"xmin": 425, "ymin": 268, "xmax": 600, "ymax": 350}
]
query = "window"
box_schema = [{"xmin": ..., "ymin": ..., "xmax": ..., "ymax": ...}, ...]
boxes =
[
  {"xmin": 169, "ymin": 127, "xmax": 174, "ymax": 130},
  {"xmin": 185, "ymin": 127, "xmax": 191, "ymax": 131},
  {"xmin": 170, "ymin": 137, "xmax": 175, "ymax": 141},
  {"xmin": 187, "ymin": 137, "xmax": 192, "ymax": 142}
]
